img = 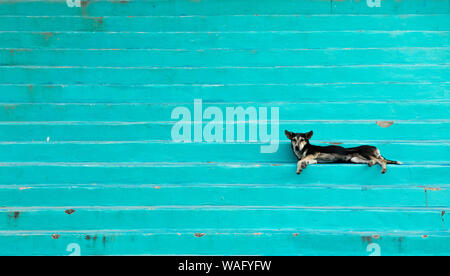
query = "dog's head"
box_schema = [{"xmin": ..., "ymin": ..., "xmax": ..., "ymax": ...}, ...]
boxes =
[{"xmin": 285, "ymin": 130, "xmax": 313, "ymax": 154}]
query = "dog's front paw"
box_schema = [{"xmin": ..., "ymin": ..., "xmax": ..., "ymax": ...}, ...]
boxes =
[
  {"xmin": 381, "ymin": 169, "xmax": 386, "ymax": 174},
  {"xmin": 296, "ymin": 169, "xmax": 302, "ymax": 175},
  {"xmin": 301, "ymin": 162, "xmax": 308, "ymax": 169}
]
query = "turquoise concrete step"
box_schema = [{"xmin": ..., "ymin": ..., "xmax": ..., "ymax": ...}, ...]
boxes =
[
  {"xmin": 1, "ymin": 183, "xmax": 448, "ymax": 207},
  {"xmin": 1, "ymin": 206, "xmax": 449, "ymax": 231},
  {"xmin": 0, "ymin": 142, "xmax": 446, "ymax": 163},
  {"xmin": 0, "ymin": 83, "xmax": 447, "ymax": 102},
  {"xmin": 0, "ymin": 0, "xmax": 448, "ymax": 16},
  {"xmin": 1, "ymin": 14, "xmax": 449, "ymax": 32},
  {"xmin": 0, "ymin": 66, "xmax": 447, "ymax": 84},
  {"xmin": 0, "ymin": 121, "xmax": 447, "ymax": 141},
  {"xmin": 1, "ymin": 31, "xmax": 448, "ymax": 49},
  {"xmin": 0, "ymin": 102, "xmax": 448, "ymax": 121},
  {"xmin": 0, "ymin": 230, "xmax": 449, "ymax": 256},
  {"xmin": 0, "ymin": 163, "xmax": 447, "ymax": 186},
  {"xmin": 2, "ymin": 48, "xmax": 448, "ymax": 67}
]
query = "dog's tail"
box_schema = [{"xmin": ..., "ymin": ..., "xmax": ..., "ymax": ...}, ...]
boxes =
[{"xmin": 383, "ymin": 157, "xmax": 402, "ymax": 165}]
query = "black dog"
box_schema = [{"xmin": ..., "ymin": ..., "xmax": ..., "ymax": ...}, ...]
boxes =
[{"xmin": 285, "ymin": 130, "xmax": 402, "ymax": 174}]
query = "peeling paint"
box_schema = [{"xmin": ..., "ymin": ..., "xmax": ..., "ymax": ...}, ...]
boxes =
[
  {"xmin": 376, "ymin": 121, "xmax": 394, "ymax": 128},
  {"xmin": 194, "ymin": 233, "xmax": 206, "ymax": 237},
  {"xmin": 424, "ymin": 187, "xmax": 441, "ymax": 191},
  {"xmin": 8, "ymin": 212, "xmax": 20, "ymax": 220},
  {"xmin": 51, "ymin": 234, "xmax": 60, "ymax": 240},
  {"xmin": 361, "ymin": 236, "xmax": 372, "ymax": 243},
  {"xmin": 65, "ymin": 209, "xmax": 76, "ymax": 215},
  {"xmin": 40, "ymin": 32, "xmax": 54, "ymax": 41},
  {"xmin": 81, "ymin": 0, "xmax": 91, "ymax": 16},
  {"xmin": 321, "ymin": 141, "xmax": 343, "ymax": 145},
  {"xmin": 81, "ymin": 0, "xmax": 90, "ymax": 8}
]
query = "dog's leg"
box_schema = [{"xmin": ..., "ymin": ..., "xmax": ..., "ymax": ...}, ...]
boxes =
[
  {"xmin": 296, "ymin": 155, "xmax": 317, "ymax": 175},
  {"xmin": 296, "ymin": 160, "xmax": 303, "ymax": 175},
  {"xmin": 367, "ymin": 159, "xmax": 377, "ymax": 167},
  {"xmin": 373, "ymin": 157, "xmax": 387, "ymax": 174},
  {"xmin": 350, "ymin": 157, "xmax": 370, "ymax": 164}
]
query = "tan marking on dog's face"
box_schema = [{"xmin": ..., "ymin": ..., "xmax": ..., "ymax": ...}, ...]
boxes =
[{"xmin": 292, "ymin": 136, "xmax": 307, "ymax": 157}]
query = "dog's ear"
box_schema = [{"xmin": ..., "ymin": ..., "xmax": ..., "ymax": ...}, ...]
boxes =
[
  {"xmin": 285, "ymin": 130, "xmax": 294, "ymax": 140},
  {"xmin": 305, "ymin": 131, "xmax": 313, "ymax": 139}
]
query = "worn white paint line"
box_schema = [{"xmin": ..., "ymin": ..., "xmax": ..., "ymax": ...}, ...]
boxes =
[
  {"xmin": 0, "ymin": 182, "xmax": 450, "ymax": 189},
  {"xmin": 1, "ymin": 14, "xmax": 449, "ymax": 18},
  {"xmin": 3, "ymin": 47, "xmax": 450, "ymax": 51},
  {"xmin": 1, "ymin": 81, "xmax": 448, "ymax": 87},
  {"xmin": 0, "ymin": 229, "xmax": 448, "ymax": 237},
  {"xmin": 1, "ymin": 183, "xmax": 448, "ymax": 190},
  {"xmin": 0, "ymin": 100, "xmax": 448, "ymax": 105},
  {"xmin": 1, "ymin": 30, "xmax": 449, "ymax": 34},
  {"xmin": 1, "ymin": 100, "xmax": 449, "ymax": 105},
  {"xmin": 2, "ymin": 64, "xmax": 449, "ymax": 69},
  {"xmin": 0, "ymin": 140, "xmax": 448, "ymax": 145},
  {"xmin": 0, "ymin": 205, "xmax": 449, "ymax": 212},
  {"xmin": 0, "ymin": 162, "xmax": 447, "ymax": 167},
  {"xmin": 0, "ymin": 119, "xmax": 448, "ymax": 125}
]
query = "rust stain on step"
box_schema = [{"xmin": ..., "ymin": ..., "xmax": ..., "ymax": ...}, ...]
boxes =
[
  {"xmin": 4, "ymin": 105, "xmax": 17, "ymax": 111},
  {"xmin": 8, "ymin": 212, "xmax": 20, "ymax": 220},
  {"xmin": 194, "ymin": 233, "xmax": 206, "ymax": 237},
  {"xmin": 81, "ymin": 0, "xmax": 91, "ymax": 16},
  {"xmin": 65, "ymin": 209, "xmax": 76, "ymax": 215},
  {"xmin": 376, "ymin": 121, "xmax": 394, "ymax": 128},
  {"xmin": 51, "ymin": 234, "xmax": 60, "ymax": 240},
  {"xmin": 425, "ymin": 187, "xmax": 441, "ymax": 191},
  {"xmin": 321, "ymin": 141, "xmax": 343, "ymax": 145},
  {"xmin": 40, "ymin": 32, "xmax": 54, "ymax": 41},
  {"xmin": 81, "ymin": 0, "xmax": 90, "ymax": 8},
  {"xmin": 361, "ymin": 236, "xmax": 372, "ymax": 244},
  {"xmin": 94, "ymin": 17, "xmax": 103, "ymax": 25}
]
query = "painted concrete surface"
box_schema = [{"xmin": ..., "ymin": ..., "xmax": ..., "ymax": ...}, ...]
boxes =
[{"xmin": 0, "ymin": 0, "xmax": 448, "ymax": 255}]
